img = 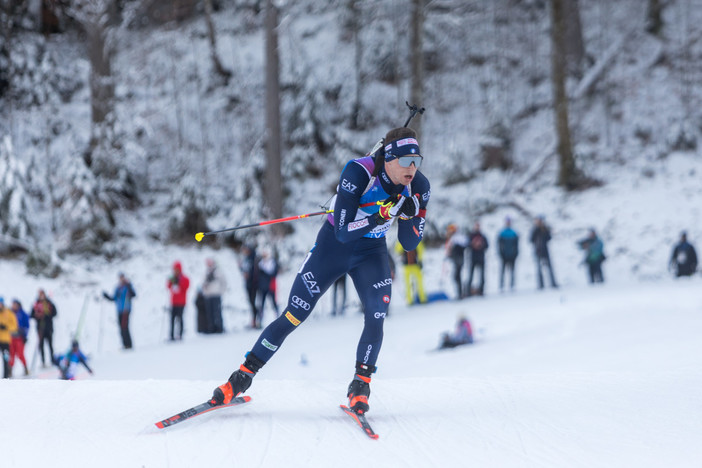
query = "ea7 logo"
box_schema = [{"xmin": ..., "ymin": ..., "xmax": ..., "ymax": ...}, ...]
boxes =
[
  {"xmin": 302, "ymin": 271, "xmax": 320, "ymax": 296},
  {"xmin": 374, "ymin": 312, "xmax": 387, "ymax": 319},
  {"xmin": 341, "ymin": 179, "xmax": 357, "ymax": 193},
  {"xmin": 291, "ymin": 295, "xmax": 311, "ymax": 311},
  {"xmin": 372, "ymin": 278, "xmax": 392, "ymax": 289}
]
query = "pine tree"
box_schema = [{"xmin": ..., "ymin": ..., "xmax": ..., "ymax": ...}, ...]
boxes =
[{"xmin": 0, "ymin": 136, "xmax": 33, "ymax": 253}]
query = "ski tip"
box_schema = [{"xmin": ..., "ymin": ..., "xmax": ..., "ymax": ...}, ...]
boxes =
[
  {"xmin": 155, "ymin": 422, "xmax": 164, "ymax": 429},
  {"xmin": 242, "ymin": 395, "xmax": 252, "ymax": 403}
]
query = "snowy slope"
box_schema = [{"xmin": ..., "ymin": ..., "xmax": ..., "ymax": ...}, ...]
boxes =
[{"xmin": 2, "ymin": 265, "xmax": 701, "ymax": 468}]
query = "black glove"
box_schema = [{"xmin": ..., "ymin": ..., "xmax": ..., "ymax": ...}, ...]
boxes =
[
  {"xmin": 0, "ymin": 324, "xmax": 6, "ymax": 331},
  {"xmin": 398, "ymin": 194, "xmax": 421, "ymax": 220},
  {"xmin": 102, "ymin": 291, "xmax": 111, "ymax": 300}
]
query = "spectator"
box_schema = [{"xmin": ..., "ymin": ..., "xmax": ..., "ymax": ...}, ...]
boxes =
[
  {"xmin": 497, "ymin": 216, "xmax": 519, "ymax": 291},
  {"xmin": 255, "ymin": 247, "xmax": 279, "ymax": 329},
  {"xmin": 54, "ymin": 339, "xmax": 93, "ymax": 380},
  {"xmin": 439, "ymin": 315, "xmax": 473, "ymax": 349},
  {"xmin": 530, "ymin": 216, "xmax": 558, "ymax": 289},
  {"xmin": 0, "ymin": 297, "xmax": 18, "ymax": 378},
  {"xmin": 670, "ymin": 231, "xmax": 698, "ymax": 277},
  {"xmin": 578, "ymin": 228, "xmax": 606, "ymax": 283},
  {"xmin": 445, "ymin": 224, "xmax": 468, "ymax": 299},
  {"xmin": 239, "ymin": 245, "xmax": 259, "ymax": 329},
  {"xmin": 466, "ymin": 221, "xmax": 489, "ymax": 296},
  {"xmin": 31, "ymin": 289, "xmax": 57, "ymax": 367},
  {"xmin": 195, "ymin": 288, "xmax": 207, "ymax": 333},
  {"xmin": 202, "ymin": 258, "xmax": 227, "ymax": 333},
  {"xmin": 395, "ymin": 240, "xmax": 427, "ymax": 305},
  {"xmin": 102, "ymin": 272, "xmax": 136, "ymax": 349},
  {"xmin": 331, "ymin": 275, "xmax": 347, "ymax": 316},
  {"xmin": 167, "ymin": 261, "xmax": 190, "ymax": 341},
  {"xmin": 9, "ymin": 299, "xmax": 29, "ymax": 376}
]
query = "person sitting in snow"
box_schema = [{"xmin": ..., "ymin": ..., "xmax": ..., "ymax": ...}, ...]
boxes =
[
  {"xmin": 53, "ymin": 339, "xmax": 93, "ymax": 380},
  {"xmin": 440, "ymin": 315, "xmax": 473, "ymax": 349}
]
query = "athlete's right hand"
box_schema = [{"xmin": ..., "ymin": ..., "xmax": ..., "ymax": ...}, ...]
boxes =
[{"xmin": 376, "ymin": 194, "xmax": 406, "ymax": 223}]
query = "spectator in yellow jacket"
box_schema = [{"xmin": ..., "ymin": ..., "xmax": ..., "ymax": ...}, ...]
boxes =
[
  {"xmin": 0, "ymin": 297, "xmax": 19, "ymax": 378},
  {"xmin": 395, "ymin": 240, "xmax": 427, "ymax": 305}
]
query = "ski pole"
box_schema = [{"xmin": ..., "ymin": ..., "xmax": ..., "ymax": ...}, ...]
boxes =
[{"xmin": 195, "ymin": 201, "xmax": 379, "ymax": 242}]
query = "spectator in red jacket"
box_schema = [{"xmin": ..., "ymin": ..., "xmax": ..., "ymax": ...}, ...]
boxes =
[{"xmin": 167, "ymin": 261, "xmax": 190, "ymax": 341}]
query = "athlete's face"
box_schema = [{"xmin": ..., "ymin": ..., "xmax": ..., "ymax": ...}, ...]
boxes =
[{"xmin": 384, "ymin": 157, "xmax": 418, "ymax": 186}]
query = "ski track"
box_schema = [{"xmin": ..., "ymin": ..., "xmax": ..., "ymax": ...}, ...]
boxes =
[{"xmin": 3, "ymin": 275, "xmax": 702, "ymax": 467}]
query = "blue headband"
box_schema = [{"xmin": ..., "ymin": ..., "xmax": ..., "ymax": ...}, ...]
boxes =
[{"xmin": 384, "ymin": 137, "xmax": 421, "ymax": 161}]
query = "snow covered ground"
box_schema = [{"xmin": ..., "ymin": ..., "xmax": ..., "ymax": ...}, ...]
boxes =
[{"xmin": 2, "ymin": 244, "xmax": 701, "ymax": 467}]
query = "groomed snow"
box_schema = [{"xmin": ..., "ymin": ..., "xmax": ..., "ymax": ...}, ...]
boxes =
[{"xmin": 2, "ymin": 248, "xmax": 701, "ymax": 467}]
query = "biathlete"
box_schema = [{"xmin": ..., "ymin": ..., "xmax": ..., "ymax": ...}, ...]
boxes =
[{"xmin": 210, "ymin": 127, "xmax": 431, "ymax": 414}]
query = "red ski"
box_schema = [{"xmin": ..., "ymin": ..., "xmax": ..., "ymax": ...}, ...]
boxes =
[
  {"xmin": 340, "ymin": 405, "xmax": 379, "ymax": 439},
  {"xmin": 155, "ymin": 396, "xmax": 251, "ymax": 429}
]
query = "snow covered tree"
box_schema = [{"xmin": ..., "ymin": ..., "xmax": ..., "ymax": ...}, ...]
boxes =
[
  {"xmin": 55, "ymin": 152, "xmax": 114, "ymax": 255},
  {"xmin": 67, "ymin": 0, "xmax": 137, "ymax": 209},
  {"xmin": 166, "ymin": 173, "xmax": 211, "ymax": 243},
  {"xmin": 0, "ymin": 136, "xmax": 33, "ymax": 254}
]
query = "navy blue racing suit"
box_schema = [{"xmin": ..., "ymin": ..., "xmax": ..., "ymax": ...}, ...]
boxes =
[{"xmin": 249, "ymin": 156, "xmax": 431, "ymax": 368}]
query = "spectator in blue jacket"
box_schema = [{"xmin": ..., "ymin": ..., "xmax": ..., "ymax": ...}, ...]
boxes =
[
  {"xmin": 578, "ymin": 228, "xmax": 605, "ymax": 283},
  {"xmin": 497, "ymin": 217, "xmax": 519, "ymax": 291},
  {"xmin": 103, "ymin": 272, "xmax": 136, "ymax": 349}
]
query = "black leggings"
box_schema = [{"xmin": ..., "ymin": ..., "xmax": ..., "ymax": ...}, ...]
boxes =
[
  {"xmin": 38, "ymin": 332, "xmax": 54, "ymax": 366},
  {"xmin": 1, "ymin": 343, "xmax": 10, "ymax": 378},
  {"xmin": 170, "ymin": 306, "xmax": 184, "ymax": 340}
]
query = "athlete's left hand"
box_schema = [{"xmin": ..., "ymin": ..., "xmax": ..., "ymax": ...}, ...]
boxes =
[{"xmin": 398, "ymin": 194, "xmax": 421, "ymax": 220}]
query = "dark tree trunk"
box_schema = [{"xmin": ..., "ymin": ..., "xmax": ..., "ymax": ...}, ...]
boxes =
[
  {"xmin": 348, "ymin": 0, "xmax": 362, "ymax": 129},
  {"xmin": 550, "ymin": 0, "xmax": 578, "ymax": 189},
  {"xmin": 563, "ymin": 0, "xmax": 586, "ymax": 78},
  {"xmin": 264, "ymin": 0, "xmax": 283, "ymax": 228},
  {"xmin": 203, "ymin": 0, "xmax": 231, "ymax": 83},
  {"xmin": 646, "ymin": 0, "xmax": 663, "ymax": 36},
  {"xmin": 409, "ymin": 0, "xmax": 425, "ymax": 139}
]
